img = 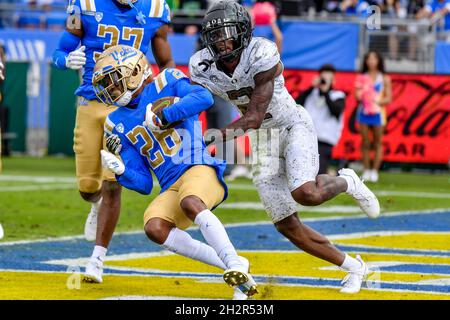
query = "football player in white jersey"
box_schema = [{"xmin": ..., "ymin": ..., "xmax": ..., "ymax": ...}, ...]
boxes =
[{"xmin": 188, "ymin": 0, "xmax": 380, "ymax": 294}]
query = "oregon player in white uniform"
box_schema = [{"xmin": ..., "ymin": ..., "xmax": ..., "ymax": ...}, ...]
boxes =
[{"xmin": 189, "ymin": 0, "xmax": 380, "ymax": 294}]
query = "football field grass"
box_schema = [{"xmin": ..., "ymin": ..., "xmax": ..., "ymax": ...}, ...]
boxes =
[{"xmin": 0, "ymin": 156, "xmax": 449, "ymax": 300}]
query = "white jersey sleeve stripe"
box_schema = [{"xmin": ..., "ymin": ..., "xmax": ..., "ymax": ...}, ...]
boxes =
[
  {"xmin": 89, "ymin": 0, "xmax": 96, "ymax": 12},
  {"xmin": 156, "ymin": 0, "xmax": 165, "ymax": 18},
  {"xmin": 80, "ymin": 0, "xmax": 87, "ymax": 12}
]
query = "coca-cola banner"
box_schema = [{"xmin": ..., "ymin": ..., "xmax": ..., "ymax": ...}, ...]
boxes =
[
  {"xmin": 286, "ymin": 70, "xmax": 450, "ymax": 164},
  {"xmin": 171, "ymin": 65, "xmax": 450, "ymax": 164}
]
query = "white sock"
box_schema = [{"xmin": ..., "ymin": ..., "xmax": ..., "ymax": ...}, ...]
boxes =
[
  {"xmin": 91, "ymin": 245, "xmax": 107, "ymax": 262},
  {"xmin": 340, "ymin": 253, "xmax": 362, "ymax": 272},
  {"xmin": 339, "ymin": 174, "xmax": 356, "ymax": 194},
  {"xmin": 194, "ymin": 209, "xmax": 241, "ymax": 269},
  {"xmin": 92, "ymin": 197, "xmax": 102, "ymax": 210},
  {"xmin": 162, "ymin": 228, "xmax": 226, "ymax": 270}
]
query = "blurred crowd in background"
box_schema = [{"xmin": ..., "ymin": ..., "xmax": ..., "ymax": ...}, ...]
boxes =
[{"xmin": 0, "ymin": 0, "xmax": 449, "ymax": 35}]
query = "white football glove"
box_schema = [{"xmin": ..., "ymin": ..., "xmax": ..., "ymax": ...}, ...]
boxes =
[
  {"xmin": 101, "ymin": 150, "xmax": 125, "ymax": 175},
  {"xmin": 66, "ymin": 46, "xmax": 86, "ymax": 70},
  {"xmin": 143, "ymin": 103, "xmax": 164, "ymax": 132}
]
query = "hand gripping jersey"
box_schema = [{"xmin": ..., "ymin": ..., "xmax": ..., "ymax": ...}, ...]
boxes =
[
  {"xmin": 104, "ymin": 68, "xmax": 228, "ymax": 207},
  {"xmin": 189, "ymin": 37, "xmax": 302, "ymax": 130},
  {"xmin": 67, "ymin": 0, "xmax": 171, "ymax": 100}
]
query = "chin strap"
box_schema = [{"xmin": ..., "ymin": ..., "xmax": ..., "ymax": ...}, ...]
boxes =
[{"xmin": 126, "ymin": 0, "xmax": 146, "ymax": 25}]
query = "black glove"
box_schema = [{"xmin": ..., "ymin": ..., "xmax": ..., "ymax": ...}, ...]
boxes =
[{"xmin": 106, "ymin": 134, "xmax": 122, "ymax": 155}]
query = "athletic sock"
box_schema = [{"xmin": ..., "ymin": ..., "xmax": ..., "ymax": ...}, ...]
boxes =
[
  {"xmin": 162, "ymin": 228, "xmax": 227, "ymax": 270},
  {"xmin": 91, "ymin": 245, "xmax": 107, "ymax": 262},
  {"xmin": 194, "ymin": 209, "xmax": 241, "ymax": 269},
  {"xmin": 340, "ymin": 253, "xmax": 363, "ymax": 272},
  {"xmin": 92, "ymin": 197, "xmax": 102, "ymax": 211},
  {"xmin": 339, "ymin": 173, "xmax": 356, "ymax": 194}
]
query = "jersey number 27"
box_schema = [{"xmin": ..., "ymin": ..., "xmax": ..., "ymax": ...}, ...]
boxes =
[{"xmin": 94, "ymin": 24, "xmax": 144, "ymax": 61}]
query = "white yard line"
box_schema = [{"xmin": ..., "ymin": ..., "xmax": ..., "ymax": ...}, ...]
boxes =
[
  {"xmin": 0, "ymin": 175, "xmax": 76, "ymax": 183},
  {"xmin": 1, "ymin": 175, "xmax": 449, "ymax": 198},
  {"xmin": 0, "ymin": 184, "xmax": 76, "ymax": 192}
]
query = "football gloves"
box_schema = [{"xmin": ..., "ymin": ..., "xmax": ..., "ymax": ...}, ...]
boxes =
[
  {"xmin": 143, "ymin": 103, "xmax": 165, "ymax": 132},
  {"xmin": 101, "ymin": 150, "xmax": 125, "ymax": 175},
  {"xmin": 66, "ymin": 46, "xmax": 86, "ymax": 70},
  {"xmin": 106, "ymin": 134, "xmax": 122, "ymax": 155}
]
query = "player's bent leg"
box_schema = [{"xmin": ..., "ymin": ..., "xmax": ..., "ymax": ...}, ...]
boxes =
[
  {"xmin": 291, "ymin": 175, "xmax": 348, "ymax": 206},
  {"xmin": 83, "ymin": 181, "xmax": 121, "ymax": 284},
  {"xmin": 275, "ymin": 213, "xmax": 345, "ymax": 265},
  {"xmin": 96, "ymin": 180, "xmax": 122, "ymax": 247},
  {"xmin": 74, "ymin": 98, "xmax": 107, "ymax": 241},
  {"xmin": 275, "ymin": 213, "xmax": 369, "ymax": 293},
  {"xmin": 144, "ymin": 187, "xmax": 254, "ymax": 299},
  {"xmin": 177, "ymin": 166, "xmax": 257, "ymax": 296}
]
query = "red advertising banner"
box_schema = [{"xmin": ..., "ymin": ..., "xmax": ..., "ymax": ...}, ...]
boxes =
[
  {"xmin": 165, "ymin": 65, "xmax": 450, "ymax": 164},
  {"xmin": 284, "ymin": 70, "xmax": 450, "ymax": 164}
]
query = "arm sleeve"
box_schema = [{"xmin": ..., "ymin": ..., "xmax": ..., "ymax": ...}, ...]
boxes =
[
  {"xmin": 52, "ymin": 30, "xmax": 81, "ymax": 70},
  {"xmin": 161, "ymin": 69, "xmax": 214, "ymax": 123},
  {"xmin": 116, "ymin": 138, "xmax": 154, "ymax": 195}
]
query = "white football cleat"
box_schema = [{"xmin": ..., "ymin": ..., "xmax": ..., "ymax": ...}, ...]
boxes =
[
  {"xmin": 0, "ymin": 223, "xmax": 4, "ymax": 240},
  {"xmin": 83, "ymin": 257, "xmax": 103, "ymax": 283},
  {"xmin": 84, "ymin": 198, "xmax": 101, "ymax": 241},
  {"xmin": 339, "ymin": 168, "xmax": 380, "ymax": 219},
  {"xmin": 224, "ymin": 256, "xmax": 258, "ymax": 298},
  {"xmin": 340, "ymin": 255, "xmax": 368, "ymax": 294}
]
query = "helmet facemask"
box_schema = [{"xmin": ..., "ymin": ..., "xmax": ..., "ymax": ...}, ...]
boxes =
[
  {"xmin": 93, "ymin": 58, "xmax": 152, "ymax": 107},
  {"xmin": 203, "ymin": 23, "xmax": 248, "ymax": 63}
]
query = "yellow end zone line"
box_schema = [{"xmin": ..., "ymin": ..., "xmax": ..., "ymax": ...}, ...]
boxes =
[{"xmin": 0, "ymin": 269, "xmax": 449, "ymax": 297}]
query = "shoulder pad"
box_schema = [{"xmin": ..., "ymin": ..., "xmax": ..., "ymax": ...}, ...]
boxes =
[{"xmin": 248, "ymin": 38, "xmax": 280, "ymax": 77}]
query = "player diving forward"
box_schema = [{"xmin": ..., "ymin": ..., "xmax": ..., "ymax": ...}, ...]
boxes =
[
  {"xmin": 52, "ymin": 0, "xmax": 175, "ymax": 281},
  {"xmin": 92, "ymin": 45, "xmax": 257, "ymax": 299},
  {"xmin": 187, "ymin": 1, "xmax": 381, "ymax": 294}
]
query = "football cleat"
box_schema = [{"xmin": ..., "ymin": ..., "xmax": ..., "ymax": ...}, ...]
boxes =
[
  {"xmin": 83, "ymin": 257, "xmax": 103, "ymax": 283},
  {"xmin": 339, "ymin": 168, "xmax": 380, "ymax": 219},
  {"xmin": 340, "ymin": 255, "xmax": 368, "ymax": 294},
  {"xmin": 84, "ymin": 199, "xmax": 101, "ymax": 241},
  {"xmin": 233, "ymin": 287, "xmax": 249, "ymax": 300},
  {"xmin": 224, "ymin": 256, "xmax": 258, "ymax": 297}
]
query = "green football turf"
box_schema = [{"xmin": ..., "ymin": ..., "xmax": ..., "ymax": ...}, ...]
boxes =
[{"xmin": 0, "ymin": 156, "xmax": 449, "ymax": 241}]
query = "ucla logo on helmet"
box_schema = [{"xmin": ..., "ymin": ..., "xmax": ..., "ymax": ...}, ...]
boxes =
[{"xmin": 110, "ymin": 47, "xmax": 138, "ymax": 64}]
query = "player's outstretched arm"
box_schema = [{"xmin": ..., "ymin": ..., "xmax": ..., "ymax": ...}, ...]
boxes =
[
  {"xmin": 52, "ymin": 15, "xmax": 85, "ymax": 70},
  {"xmin": 161, "ymin": 80, "xmax": 214, "ymax": 124},
  {"xmin": 152, "ymin": 24, "xmax": 176, "ymax": 70},
  {"xmin": 219, "ymin": 63, "xmax": 282, "ymax": 140}
]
